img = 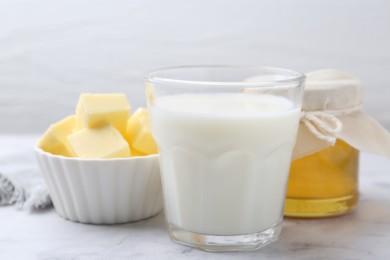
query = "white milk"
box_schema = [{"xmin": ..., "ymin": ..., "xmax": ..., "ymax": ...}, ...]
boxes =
[{"xmin": 150, "ymin": 93, "xmax": 300, "ymax": 235}]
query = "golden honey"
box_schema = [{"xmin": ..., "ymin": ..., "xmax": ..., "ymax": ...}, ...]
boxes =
[{"xmin": 284, "ymin": 139, "xmax": 359, "ymax": 218}]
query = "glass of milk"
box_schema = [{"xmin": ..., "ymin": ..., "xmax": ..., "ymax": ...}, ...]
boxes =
[{"xmin": 145, "ymin": 66, "xmax": 305, "ymax": 251}]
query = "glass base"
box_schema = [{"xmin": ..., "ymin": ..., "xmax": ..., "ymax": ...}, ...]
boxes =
[
  {"xmin": 167, "ymin": 222, "xmax": 282, "ymax": 252},
  {"xmin": 284, "ymin": 192, "xmax": 358, "ymax": 218}
]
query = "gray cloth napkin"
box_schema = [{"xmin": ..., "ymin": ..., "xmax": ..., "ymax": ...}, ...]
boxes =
[{"xmin": 0, "ymin": 152, "xmax": 52, "ymax": 210}]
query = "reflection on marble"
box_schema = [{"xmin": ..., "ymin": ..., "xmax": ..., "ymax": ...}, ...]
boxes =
[{"xmin": 0, "ymin": 135, "xmax": 389, "ymax": 259}]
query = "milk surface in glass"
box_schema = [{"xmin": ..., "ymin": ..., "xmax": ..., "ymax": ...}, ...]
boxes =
[{"xmin": 151, "ymin": 93, "xmax": 300, "ymax": 235}]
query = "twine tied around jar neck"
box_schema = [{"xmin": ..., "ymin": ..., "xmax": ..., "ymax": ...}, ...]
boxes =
[
  {"xmin": 300, "ymin": 111, "xmax": 342, "ymax": 145},
  {"xmin": 300, "ymin": 104, "xmax": 363, "ymax": 145}
]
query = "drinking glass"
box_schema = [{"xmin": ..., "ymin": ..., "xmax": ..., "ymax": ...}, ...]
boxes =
[{"xmin": 145, "ymin": 66, "xmax": 305, "ymax": 251}]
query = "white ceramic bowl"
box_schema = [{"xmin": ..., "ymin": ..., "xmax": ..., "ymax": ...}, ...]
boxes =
[{"xmin": 34, "ymin": 147, "xmax": 163, "ymax": 224}]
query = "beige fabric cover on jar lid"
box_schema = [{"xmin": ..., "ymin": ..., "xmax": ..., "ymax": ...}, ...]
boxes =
[{"xmin": 293, "ymin": 69, "xmax": 390, "ymax": 160}]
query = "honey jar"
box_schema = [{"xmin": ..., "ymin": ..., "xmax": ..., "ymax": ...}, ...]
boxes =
[{"xmin": 284, "ymin": 69, "xmax": 390, "ymax": 218}]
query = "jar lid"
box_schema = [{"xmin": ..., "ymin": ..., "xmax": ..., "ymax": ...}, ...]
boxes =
[
  {"xmin": 303, "ymin": 69, "xmax": 363, "ymax": 111},
  {"xmin": 293, "ymin": 69, "xmax": 390, "ymax": 160}
]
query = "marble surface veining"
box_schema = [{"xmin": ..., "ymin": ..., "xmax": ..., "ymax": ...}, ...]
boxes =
[{"xmin": 0, "ymin": 135, "xmax": 389, "ymax": 260}]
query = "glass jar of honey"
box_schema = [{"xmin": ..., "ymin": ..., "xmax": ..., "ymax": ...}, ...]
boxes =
[
  {"xmin": 284, "ymin": 69, "xmax": 390, "ymax": 218},
  {"xmin": 284, "ymin": 69, "xmax": 359, "ymax": 218}
]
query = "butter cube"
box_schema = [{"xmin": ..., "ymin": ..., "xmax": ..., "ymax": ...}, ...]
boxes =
[
  {"xmin": 39, "ymin": 115, "xmax": 75, "ymax": 157},
  {"xmin": 126, "ymin": 108, "xmax": 158, "ymax": 155},
  {"xmin": 75, "ymin": 93, "xmax": 131, "ymax": 136},
  {"xmin": 68, "ymin": 124, "xmax": 131, "ymax": 158}
]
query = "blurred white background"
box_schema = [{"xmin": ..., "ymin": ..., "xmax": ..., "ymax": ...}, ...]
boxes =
[{"xmin": 0, "ymin": 0, "xmax": 389, "ymax": 133}]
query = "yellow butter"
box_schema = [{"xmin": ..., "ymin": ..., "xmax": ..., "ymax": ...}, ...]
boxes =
[
  {"xmin": 126, "ymin": 108, "xmax": 158, "ymax": 155},
  {"xmin": 39, "ymin": 115, "xmax": 75, "ymax": 157},
  {"xmin": 75, "ymin": 93, "xmax": 131, "ymax": 136},
  {"xmin": 130, "ymin": 148, "xmax": 146, "ymax": 157},
  {"xmin": 68, "ymin": 124, "xmax": 131, "ymax": 158}
]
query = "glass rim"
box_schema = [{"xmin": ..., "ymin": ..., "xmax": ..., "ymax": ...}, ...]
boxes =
[{"xmin": 144, "ymin": 65, "xmax": 305, "ymax": 87}]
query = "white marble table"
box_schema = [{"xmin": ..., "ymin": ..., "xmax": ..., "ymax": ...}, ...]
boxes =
[{"xmin": 1, "ymin": 135, "xmax": 389, "ymax": 260}]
